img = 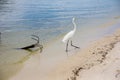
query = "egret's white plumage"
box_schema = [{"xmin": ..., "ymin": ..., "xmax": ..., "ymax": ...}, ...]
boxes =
[
  {"xmin": 62, "ymin": 17, "xmax": 76, "ymax": 43},
  {"xmin": 62, "ymin": 30, "xmax": 74, "ymax": 43},
  {"xmin": 62, "ymin": 17, "xmax": 79, "ymax": 52}
]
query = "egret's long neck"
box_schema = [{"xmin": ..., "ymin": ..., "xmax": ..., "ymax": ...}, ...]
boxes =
[{"xmin": 72, "ymin": 19, "xmax": 76, "ymax": 32}]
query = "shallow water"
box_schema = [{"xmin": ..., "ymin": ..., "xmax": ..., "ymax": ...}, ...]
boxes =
[
  {"xmin": 0, "ymin": 0, "xmax": 120, "ymax": 32},
  {"xmin": 0, "ymin": 0, "xmax": 120, "ymax": 46}
]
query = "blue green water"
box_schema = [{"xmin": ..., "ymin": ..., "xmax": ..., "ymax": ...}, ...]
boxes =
[{"xmin": 0, "ymin": 0, "xmax": 120, "ymax": 31}]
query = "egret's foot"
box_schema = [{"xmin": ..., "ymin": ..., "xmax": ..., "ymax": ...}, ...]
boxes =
[
  {"xmin": 71, "ymin": 44, "xmax": 80, "ymax": 49},
  {"xmin": 70, "ymin": 41, "xmax": 80, "ymax": 49},
  {"xmin": 75, "ymin": 46, "xmax": 80, "ymax": 49}
]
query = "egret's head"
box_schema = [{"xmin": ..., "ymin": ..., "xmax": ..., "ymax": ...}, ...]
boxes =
[{"xmin": 72, "ymin": 17, "xmax": 75, "ymax": 21}]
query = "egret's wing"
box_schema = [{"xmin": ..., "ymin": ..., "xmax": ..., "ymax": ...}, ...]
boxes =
[{"xmin": 62, "ymin": 31, "xmax": 74, "ymax": 43}]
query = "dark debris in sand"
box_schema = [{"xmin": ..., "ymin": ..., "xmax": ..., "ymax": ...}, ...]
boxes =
[{"xmin": 67, "ymin": 35, "xmax": 120, "ymax": 80}]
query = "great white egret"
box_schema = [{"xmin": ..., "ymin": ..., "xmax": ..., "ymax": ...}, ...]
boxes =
[{"xmin": 62, "ymin": 17, "xmax": 80, "ymax": 52}]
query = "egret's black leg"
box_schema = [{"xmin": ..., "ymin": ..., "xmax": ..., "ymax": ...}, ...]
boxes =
[
  {"xmin": 71, "ymin": 40, "xmax": 80, "ymax": 49},
  {"xmin": 66, "ymin": 40, "xmax": 69, "ymax": 52}
]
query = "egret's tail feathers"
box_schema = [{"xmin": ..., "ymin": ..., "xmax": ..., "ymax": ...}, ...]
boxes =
[
  {"xmin": 62, "ymin": 39, "xmax": 66, "ymax": 43},
  {"xmin": 62, "ymin": 36, "xmax": 68, "ymax": 43}
]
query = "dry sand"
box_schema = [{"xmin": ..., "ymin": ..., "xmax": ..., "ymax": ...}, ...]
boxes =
[{"xmin": 9, "ymin": 28, "xmax": 120, "ymax": 80}]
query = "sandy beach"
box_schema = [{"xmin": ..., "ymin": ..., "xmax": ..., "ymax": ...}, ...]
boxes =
[
  {"xmin": 5, "ymin": 19, "xmax": 120, "ymax": 80},
  {"xmin": 45, "ymin": 29, "xmax": 120, "ymax": 80}
]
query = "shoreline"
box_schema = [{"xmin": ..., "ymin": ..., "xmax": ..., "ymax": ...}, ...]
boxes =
[
  {"xmin": 0, "ymin": 19, "xmax": 119, "ymax": 80},
  {"xmin": 45, "ymin": 29, "xmax": 120, "ymax": 80},
  {"xmin": 9, "ymin": 28, "xmax": 120, "ymax": 80}
]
